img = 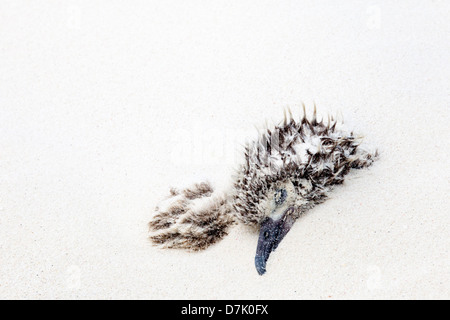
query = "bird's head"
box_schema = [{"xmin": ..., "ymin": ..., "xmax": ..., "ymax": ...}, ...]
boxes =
[
  {"xmin": 232, "ymin": 116, "xmax": 319, "ymax": 275},
  {"xmin": 233, "ymin": 152, "xmax": 314, "ymax": 275},
  {"xmin": 231, "ymin": 109, "xmax": 376, "ymax": 274},
  {"xmin": 253, "ymin": 179, "xmax": 301, "ymax": 275}
]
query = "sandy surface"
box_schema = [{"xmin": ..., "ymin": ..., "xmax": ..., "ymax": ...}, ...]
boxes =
[{"xmin": 0, "ymin": 0, "xmax": 449, "ymax": 299}]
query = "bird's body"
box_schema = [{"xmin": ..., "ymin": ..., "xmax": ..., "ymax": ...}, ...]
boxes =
[{"xmin": 149, "ymin": 107, "xmax": 377, "ymax": 274}]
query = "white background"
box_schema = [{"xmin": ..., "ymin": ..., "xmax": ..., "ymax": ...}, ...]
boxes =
[{"xmin": 0, "ymin": 0, "xmax": 449, "ymax": 299}]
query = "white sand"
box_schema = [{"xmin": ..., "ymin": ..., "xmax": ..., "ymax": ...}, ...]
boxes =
[{"xmin": 0, "ymin": 0, "xmax": 449, "ymax": 299}]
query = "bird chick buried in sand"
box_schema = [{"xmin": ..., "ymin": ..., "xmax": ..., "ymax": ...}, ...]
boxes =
[{"xmin": 148, "ymin": 105, "xmax": 378, "ymax": 275}]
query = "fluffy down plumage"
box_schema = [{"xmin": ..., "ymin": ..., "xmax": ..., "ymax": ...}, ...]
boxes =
[{"xmin": 148, "ymin": 106, "xmax": 377, "ymax": 252}]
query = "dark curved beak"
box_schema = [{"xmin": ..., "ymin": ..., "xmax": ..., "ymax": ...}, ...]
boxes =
[{"xmin": 255, "ymin": 207, "xmax": 296, "ymax": 275}]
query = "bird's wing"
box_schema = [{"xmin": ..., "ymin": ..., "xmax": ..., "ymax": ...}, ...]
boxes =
[{"xmin": 148, "ymin": 182, "xmax": 236, "ymax": 251}]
